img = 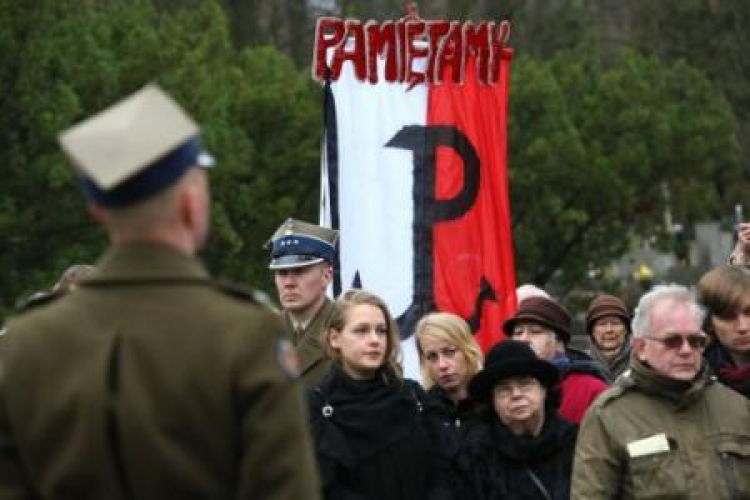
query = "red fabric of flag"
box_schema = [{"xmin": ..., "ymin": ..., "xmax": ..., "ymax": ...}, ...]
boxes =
[{"xmin": 427, "ymin": 50, "xmax": 517, "ymax": 352}]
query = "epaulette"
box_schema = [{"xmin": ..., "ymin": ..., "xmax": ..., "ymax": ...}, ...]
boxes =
[
  {"xmin": 214, "ymin": 281, "xmax": 280, "ymax": 313},
  {"xmin": 594, "ymin": 371, "xmax": 636, "ymax": 409},
  {"xmin": 14, "ymin": 290, "xmax": 64, "ymax": 313}
]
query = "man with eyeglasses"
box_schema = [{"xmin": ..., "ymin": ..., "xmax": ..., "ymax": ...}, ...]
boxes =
[{"xmin": 572, "ymin": 284, "xmax": 750, "ymax": 500}]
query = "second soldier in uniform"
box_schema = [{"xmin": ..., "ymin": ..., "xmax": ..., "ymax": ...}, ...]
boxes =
[{"xmin": 268, "ymin": 218, "xmax": 338, "ymax": 387}]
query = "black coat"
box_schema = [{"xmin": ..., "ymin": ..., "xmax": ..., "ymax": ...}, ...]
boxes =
[
  {"xmin": 308, "ymin": 365, "xmax": 454, "ymax": 500},
  {"xmin": 456, "ymin": 412, "xmax": 578, "ymax": 500},
  {"xmin": 427, "ymin": 386, "xmax": 485, "ymax": 454}
]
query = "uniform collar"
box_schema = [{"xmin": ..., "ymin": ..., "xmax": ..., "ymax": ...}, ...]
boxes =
[{"xmin": 87, "ymin": 242, "xmax": 209, "ymax": 282}]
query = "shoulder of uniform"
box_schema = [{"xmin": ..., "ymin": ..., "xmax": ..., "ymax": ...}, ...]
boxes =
[
  {"xmin": 213, "ymin": 281, "xmax": 279, "ymax": 313},
  {"xmin": 14, "ymin": 290, "xmax": 64, "ymax": 314},
  {"xmin": 320, "ymin": 297, "xmax": 336, "ymax": 314},
  {"xmin": 591, "ymin": 371, "xmax": 636, "ymax": 410}
]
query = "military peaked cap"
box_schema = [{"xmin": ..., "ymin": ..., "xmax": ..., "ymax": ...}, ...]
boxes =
[
  {"xmin": 58, "ymin": 84, "xmax": 214, "ymax": 207},
  {"xmin": 267, "ymin": 218, "xmax": 338, "ymax": 270}
]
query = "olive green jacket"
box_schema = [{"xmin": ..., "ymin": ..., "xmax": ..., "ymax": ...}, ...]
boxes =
[
  {"xmin": 572, "ymin": 357, "xmax": 750, "ymax": 500},
  {"xmin": 0, "ymin": 243, "xmax": 320, "ymax": 500},
  {"xmin": 283, "ymin": 298, "xmax": 334, "ymax": 389}
]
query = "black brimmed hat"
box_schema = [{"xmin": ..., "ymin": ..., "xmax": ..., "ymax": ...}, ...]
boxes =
[{"xmin": 469, "ymin": 340, "xmax": 559, "ymax": 402}]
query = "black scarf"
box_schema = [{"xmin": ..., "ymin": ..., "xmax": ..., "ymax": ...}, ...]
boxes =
[
  {"xmin": 309, "ymin": 365, "xmax": 423, "ymax": 466},
  {"xmin": 705, "ymin": 341, "xmax": 750, "ymax": 398},
  {"xmin": 490, "ymin": 414, "xmax": 577, "ymax": 463},
  {"xmin": 461, "ymin": 413, "xmax": 577, "ymax": 500}
]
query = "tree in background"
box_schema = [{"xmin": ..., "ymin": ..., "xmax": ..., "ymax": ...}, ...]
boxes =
[
  {"xmin": 509, "ymin": 36, "xmax": 738, "ymax": 287},
  {"xmin": 0, "ymin": 0, "xmax": 320, "ymax": 315},
  {"xmin": 625, "ymin": 0, "xmax": 750, "ymax": 216},
  {"xmin": 1, "ymin": 0, "xmax": 746, "ymax": 316}
]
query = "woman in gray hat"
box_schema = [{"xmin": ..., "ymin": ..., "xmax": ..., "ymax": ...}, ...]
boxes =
[
  {"xmin": 585, "ymin": 294, "xmax": 632, "ymax": 380},
  {"xmin": 455, "ymin": 340, "xmax": 578, "ymax": 500}
]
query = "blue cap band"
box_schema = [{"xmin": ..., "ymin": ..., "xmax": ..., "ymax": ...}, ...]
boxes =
[
  {"xmin": 79, "ymin": 137, "xmax": 208, "ymax": 208},
  {"xmin": 272, "ymin": 234, "xmax": 335, "ymax": 263}
]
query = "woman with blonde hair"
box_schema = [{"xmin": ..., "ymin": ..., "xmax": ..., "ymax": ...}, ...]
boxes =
[
  {"xmin": 308, "ymin": 289, "xmax": 454, "ymax": 500},
  {"xmin": 416, "ymin": 312, "xmax": 485, "ymax": 441}
]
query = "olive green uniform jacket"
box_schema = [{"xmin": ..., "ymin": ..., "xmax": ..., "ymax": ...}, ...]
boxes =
[
  {"xmin": 283, "ymin": 298, "xmax": 334, "ymax": 388},
  {"xmin": 572, "ymin": 356, "xmax": 750, "ymax": 500},
  {"xmin": 0, "ymin": 243, "xmax": 320, "ymax": 500}
]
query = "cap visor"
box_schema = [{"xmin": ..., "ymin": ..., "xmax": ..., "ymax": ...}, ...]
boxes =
[{"xmin": 269, "ymin": 256, "xmax": 325, "ymax": 270}]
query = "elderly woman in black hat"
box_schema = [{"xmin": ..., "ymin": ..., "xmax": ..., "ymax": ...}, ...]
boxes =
[{"xmin": 455, "ymin": 340, "xmax": 578, "ymax": 500}]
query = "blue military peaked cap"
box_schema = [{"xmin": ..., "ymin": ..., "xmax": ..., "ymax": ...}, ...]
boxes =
[
  {"xmin": 266, "ymin": 218, "xmax": 338, "ymax": 270},
  {"xmin": 58, "ymin": 84, "xmax": 214, "ymax": 207}
]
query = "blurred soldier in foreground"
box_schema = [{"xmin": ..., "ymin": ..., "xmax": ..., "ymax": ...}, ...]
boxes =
[
  {"xmin": 267, "ymin": 218, "xmax": 337, "ymax": 387},
  {"xmin": 0, "ymin": 84, "xmax": 319, "ymax": 499},
  {"xmin": 572, "ymin": 284, "xmax": 750, "ymax": 499}
]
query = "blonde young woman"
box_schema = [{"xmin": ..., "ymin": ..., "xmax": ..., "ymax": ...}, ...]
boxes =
[
  {"xmin": 416, "ymin": 312, "xmax": 485, "ymax": 444},
  {"xmin": 307, "ymin": 290, "xmax": 454, "ymax": 500}
]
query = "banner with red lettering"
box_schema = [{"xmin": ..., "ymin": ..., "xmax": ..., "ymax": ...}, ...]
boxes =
[{"xmin": 319, "ymin": 22, "xmax": 516, "ymax": 379}]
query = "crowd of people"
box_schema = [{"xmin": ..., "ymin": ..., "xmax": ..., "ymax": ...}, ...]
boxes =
[{"xmin": 1, "ymin": 85, "xmax": 750, "ymax": 499}]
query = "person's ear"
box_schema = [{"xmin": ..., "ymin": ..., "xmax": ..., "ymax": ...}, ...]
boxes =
[
  {"xmin": 179, "ymin": 180, "xmax": 208, "ymax": 231},
  {"xmin": 179, "ymin": 188, "xmax": 196, "ymax": 228},
  {"xmin": 87, "ymin": 203, "xmax": 107, "ymax": 225},
  {"xmin": 328, "ymin": 328, "xmax": 342, "ymax": 349},
  {"xmin": 632, "ymin": 337, "xmax": 647, "ymax": 360},
  {"xmin": 322, "ymin": 264, "xmax": 334, "ymax": 284}
]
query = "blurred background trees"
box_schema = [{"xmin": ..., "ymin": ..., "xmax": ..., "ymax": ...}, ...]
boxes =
[{"xmin": 1, "ymin": 0, "xmax": 747, "ymax": 315}]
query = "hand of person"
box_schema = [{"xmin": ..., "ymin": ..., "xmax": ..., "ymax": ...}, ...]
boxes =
[
  {"xmin": 738, "ymin": 222, "xmax": 750, "ymax": 255},
  {"xmin": 729, "ymin": 222, "xmax": 750, "ymax": 265}
]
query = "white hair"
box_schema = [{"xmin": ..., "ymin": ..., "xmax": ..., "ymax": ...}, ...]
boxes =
[
  {"xmin": 516, "ymin": 283, "xmax": 550, "ymax": 305},
  {"xmin": 631, "ymin": 284, "xmax": 706, "ymax": 338}
]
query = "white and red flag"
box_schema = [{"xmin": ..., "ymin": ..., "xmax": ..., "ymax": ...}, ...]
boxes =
[{"xmin": 319, "ymin": 32, "xmax": 516, "ymax": 379}]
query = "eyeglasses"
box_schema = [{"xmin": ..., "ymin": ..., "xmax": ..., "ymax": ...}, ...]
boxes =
[
  {"xmin": 644, "ymin": 334, "xmax": 708, "ymax": 350},
  {"xmin": 423, "ymin": 346, "xmax": 458, "ymax": 363}
]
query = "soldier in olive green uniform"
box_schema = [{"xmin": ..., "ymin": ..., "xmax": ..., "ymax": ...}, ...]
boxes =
[
  {"xmin": 0, "ymin": 85, "xmax": 320, "ymax": 499},
  {"xmin": 268, "ymin": 219, "xmax": 337, "ymax": 387}
]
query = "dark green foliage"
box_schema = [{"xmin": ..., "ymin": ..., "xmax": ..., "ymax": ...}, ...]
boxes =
[
  {"xmin": 509, "ymin": 38, "xmax": 738, "ymax": 286},
  {"xmin": 0, "ymin": 0, "xmax": 320, "ymax": 315},
  {"xmin": 0, "ymin": 0, "xmax": 745, "ymax": 317}
]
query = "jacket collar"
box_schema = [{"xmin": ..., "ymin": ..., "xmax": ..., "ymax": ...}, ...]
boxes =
[{"xmin": 628, "ymin": 356, "xmax": 712, "ymax": 408}]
